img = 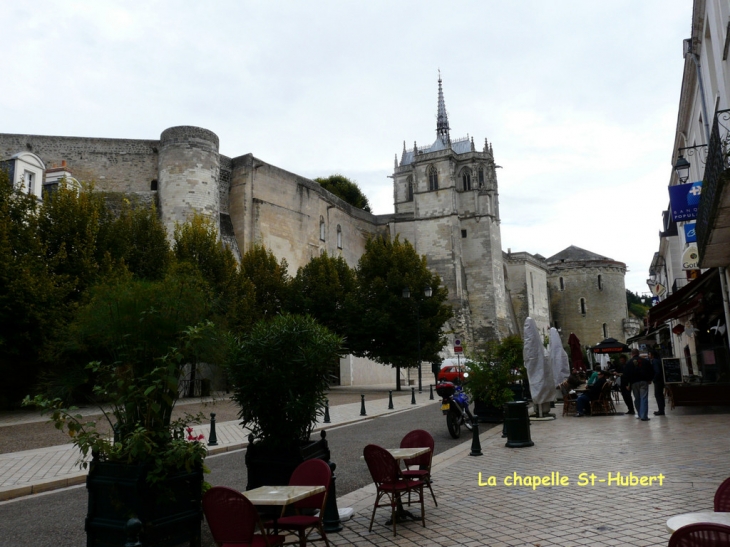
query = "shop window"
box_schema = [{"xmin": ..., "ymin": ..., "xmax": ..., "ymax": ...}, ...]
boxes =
[{"xmin": 428, "ymin": 165, "xmax": 438, "ymax": 191}]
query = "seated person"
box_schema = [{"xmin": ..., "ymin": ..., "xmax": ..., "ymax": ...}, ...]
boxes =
[
  {"xmin": 565, "ymin": 370, "xmax": 582, "ymax": 390},
  {"xmin": 586, "ymin": 369, "xmax": 599, "ymax": 386},
  {"xmin": 575, "ymin": 370, "xmax": 608, "ymax": 417}
]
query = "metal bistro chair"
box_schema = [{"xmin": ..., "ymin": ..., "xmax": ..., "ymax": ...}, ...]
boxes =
[
  {"xmin": 363, "ymin": 444, "xmax": 425, "ymax": 537},
  {"xmin": 399, "ymin": 429, "xmax": 437, "ymax": 506},
  {"xmin": 715, "ymin": 476, "xmax": 730, "ymax": 511},
  {"xmin": 668, "ymin": 522, "xmax": 730, "ymax": 547},
  {"xmin": 203, "ymin": 486, "xmax": 286, "ymax": 547},
  {"xmin": 589, "ymin": 381, "xmax": 616, "ymax": 416},
  {"xmin": 269, "ymin": 459, "xmax": 332, "ymax": 547},
  {"xmin": 559, "ymin": 381, "xmax": 577, "ymax": 417}
]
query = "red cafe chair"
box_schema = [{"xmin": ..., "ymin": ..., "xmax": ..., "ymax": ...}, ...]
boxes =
[
  {"xmin": 714, "ymin": 477, "xmax": 730, "ymax": 512},
  {"xmin": 399, "ymin": 429, "xmax": 437, "ymax": 506},
  {"xmin": 668, "ymin": 523, "xmax": 730, "ymax": 547},
  {"xmin": 203, "ymin": 486, "xmax": 285, "ymax": 547}
]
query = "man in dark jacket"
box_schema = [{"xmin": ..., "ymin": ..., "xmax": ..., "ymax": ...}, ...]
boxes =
[
  {"xmin": 612, "ymin": 355, "xmax": 635, "ymax": 415},
  {"xmin": 651, "ymin": 350, "xmax": 665, "ymax": 415},
  {"xmin": 575, "ymin": 370, "xmax": 607, "ymax": 417},
  {"xmin": 624, "ymin": 349, "xmax": 652, "ymax": 421}
]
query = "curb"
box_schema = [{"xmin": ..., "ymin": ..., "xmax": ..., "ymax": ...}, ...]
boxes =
[{"xmin": 0, "ymin": 400, "xmax": 438, "ymax": 502}]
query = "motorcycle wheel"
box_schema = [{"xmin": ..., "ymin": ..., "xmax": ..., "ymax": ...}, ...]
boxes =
[{"xmin": 446, "ymin": 411, "xmax": 461, "ymax": 439}]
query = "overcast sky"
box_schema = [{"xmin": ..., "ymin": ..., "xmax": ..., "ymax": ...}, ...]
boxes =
[{"xmin": 1, "ymin": 1, "xmax": 693, "ymax": 294}]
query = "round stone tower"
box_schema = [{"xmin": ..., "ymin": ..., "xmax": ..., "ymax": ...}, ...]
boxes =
[
  {"xmin": 158, "ymin": 126, "xmax": 220, "ymax": 236},
  {"xmin": 546, "ymin": 245, "xmax": 629, "ymax": 347}
]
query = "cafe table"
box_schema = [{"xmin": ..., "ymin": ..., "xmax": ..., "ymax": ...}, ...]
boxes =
[
  {"xmin": 665, "ymin": 511, "xmax": 730, "ymax": 533},
  {"xmin": 243, "ymin": 485, "xmax": 325, "ymax": 534},
  {"xmin": 383, "ymin": 447, "xmax": 430, "ymax": 524}
]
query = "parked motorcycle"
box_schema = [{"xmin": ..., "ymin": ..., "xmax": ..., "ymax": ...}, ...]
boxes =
[{"xmin": 436, "ymin": 380, "xmax": 474, "ymax": 439}]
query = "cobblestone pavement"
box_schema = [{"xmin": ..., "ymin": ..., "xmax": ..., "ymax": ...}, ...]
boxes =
[
  {"xmin": 334, "ymin": 406, "xmax": 730, "ymax": 547},
  {"xmin": 0, "ymin": 385, "xmax": 431, "ymax": 501}
]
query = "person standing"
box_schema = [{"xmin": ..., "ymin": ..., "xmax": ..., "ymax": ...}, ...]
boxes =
[
  {"xmin": 613, "ymin": 355, "xmax": 635, "ymax": 415},
  {"xmin": 624, "ymin": 349, "xmax": 652, "ymax": 421},
  {"xmin": 651, "ymin": 350, "xmax": 666, "ymax": 416}
]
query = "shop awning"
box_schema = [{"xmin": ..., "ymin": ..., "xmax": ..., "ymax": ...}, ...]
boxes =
[
  {"xmin": 625, "ymin": 324, "xmax": 669, "ymax": 345},
  {"xmin": 647, "ymin": 268, "xmax": 719, "ymax": 325}
]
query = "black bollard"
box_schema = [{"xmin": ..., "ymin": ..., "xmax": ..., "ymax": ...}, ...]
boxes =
[
  {"xmin": 411, "ymin": 387, "xmax": 416, "ymax": 405},
  {"xmin": 124, "ymin": 517, "xmax": 143, "ymax": 547},
  {"xmin": 502, "ymin": 404, "xmax": 508, "ymax": 438},
  {"xmin": 324, "ymin": 398, "xmax": 331, "ymax": 423},
  {"xmin": 429, "ymin": 384, "xmax": 434, "ymax": 400},
  {"xmin": 388, "ymin": 390, "xmax": 394, "ymax": 410},
  {"xmin": 207, "ymin": 413, "xmax": 218, "ymax": 446},
  {"xmin": 360, "ymin": 394, "xmax": 367, "ymax": 416},
  {"xmin": 322, "ymin": 461, "xmax": 343, "ymax": 533},
  {"xmin": 469, "ymin": 417, "xmax": 483, "ymax": 456}
]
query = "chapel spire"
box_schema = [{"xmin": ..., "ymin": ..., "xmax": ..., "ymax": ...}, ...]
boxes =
[{"xmin": 436, "ymin": 70, "xmax": 450, "ymax": 144}]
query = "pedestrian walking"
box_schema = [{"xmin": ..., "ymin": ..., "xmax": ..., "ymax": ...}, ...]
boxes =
[
  {"xmin": 651, "ymin": 350, "xmax": 666, "ymax": 416},
  {"xmin": 612, "ymin": 354, "xmax": 635, "ymax": 415},
  {"xmin": 624, "ymin": 349, "xmax": 653, "ymax": 421}
]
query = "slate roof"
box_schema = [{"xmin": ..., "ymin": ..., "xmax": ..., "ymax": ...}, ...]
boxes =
[
  {"xmin": 546, "ymin": 245, "xmax": 613, "ymax": 264},
  {"xmin": 400, "ymin": 136, "xmax": 473, "ymax": 166}
]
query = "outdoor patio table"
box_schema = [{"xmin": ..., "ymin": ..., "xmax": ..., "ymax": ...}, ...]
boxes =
[
  {"xmin": 243, "ymin": 485, "xmax": 325, "ymax": 534},
  {"xmin": 383, "ymin": 447, "xmax": 429, "ymax": 524},
  {"xmin": 666, "ymin": 511, "xmax": 730, "ymax": 533}
]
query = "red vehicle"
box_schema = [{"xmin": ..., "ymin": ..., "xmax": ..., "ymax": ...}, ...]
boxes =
[{"xmin": 437, "ymin": 364, "xmax": 469, "ymax": 384}]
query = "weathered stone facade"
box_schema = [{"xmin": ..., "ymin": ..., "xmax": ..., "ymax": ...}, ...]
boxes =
[
  {"xmin": 546, "ymin": 246, "xmax": 629, "ymax": 348},
  {"xmin": 1, "ymin": 80, "xmax": 634, "ymax": 381}
]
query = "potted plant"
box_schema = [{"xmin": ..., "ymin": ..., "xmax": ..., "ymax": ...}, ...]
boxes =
[
  {"xmin": 24, "ymin": 273, "xmax": 219, "ymax": 547},
  {"xmin": 465, "ymin": 336, "xmax": 525, "ymax": 422},
  {"xmin": 225, "ymin": 313, "xmax": 342, "ymax": 490}
]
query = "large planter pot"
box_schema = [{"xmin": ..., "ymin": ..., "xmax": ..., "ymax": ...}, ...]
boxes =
[
  {"xmin": 473, "ymin": 399, "xmax": 504, "ymax": 423},
  {"xmin": 85, "ymin": 458, "xmax": 203, "ymax": 547},
  {"xmin": 245, "ymin": 430, "xmax": 331, "ymax": 491}
]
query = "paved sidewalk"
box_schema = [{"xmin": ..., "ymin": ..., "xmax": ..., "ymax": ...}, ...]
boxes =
[
  {"xmin": 0, "ymin": 387, "xmax": 437, "ymax": 501},
  {"xmin": 335, "ymin": 406, "xmax": 730, "ymax": 546}
]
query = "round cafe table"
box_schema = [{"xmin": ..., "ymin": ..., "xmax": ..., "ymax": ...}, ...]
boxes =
[{"xmin": 666, "ymin": 511, "xmax": 730, "ymax": 533}]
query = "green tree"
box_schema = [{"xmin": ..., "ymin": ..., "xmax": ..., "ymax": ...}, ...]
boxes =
[
  {"xmin": 626, "ymin": 289, "xmax": 651, "ymax": 319},
  {"xmin": 315, "ymin": 174, "xmax": 372, "ymax": 212},
  {"xmin": 0, "ymin": 172, "xmax": 71, "ymax": 407},
  {"xmin": 348, "ymin": 236, "xmax": 452, "ymax": 387},
  {"xmin": 239, "ymin": 245, "xmax": 291, "ymax": 322},
  {"xmin": 290, "ymin": 252, "xmax": 355, "ymax": 337}
]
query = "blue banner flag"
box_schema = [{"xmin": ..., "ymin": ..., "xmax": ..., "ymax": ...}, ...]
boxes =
[
  {"xmin": 684, "ymin": 222, "xmax": 697, "ymax": 243},
  {"xmin": 669, "ymin": 181, "xmax": 702, "ymax": 221}
]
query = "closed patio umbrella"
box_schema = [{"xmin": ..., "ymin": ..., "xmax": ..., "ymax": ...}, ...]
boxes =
[{"xmin": 567, "ymin": 333, "xmax": 585, "ymax": 370}]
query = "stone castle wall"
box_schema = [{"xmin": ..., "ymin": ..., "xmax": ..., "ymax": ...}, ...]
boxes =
[
  {"xmin": 548, "ymin": 261, "xmax": 628, "ymax": 347},
  {"xmin": 0, "ymin": 133, "xmax": 159, "ymax": 193},
  {"xmin": 505, "ymin": 253, "xmax": 551, "ymax": 337}
]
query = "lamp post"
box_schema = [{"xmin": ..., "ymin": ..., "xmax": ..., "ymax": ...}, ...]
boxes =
[{"xmin": 402, "ymin": 285, "xmax": 432, "ymax": 393}]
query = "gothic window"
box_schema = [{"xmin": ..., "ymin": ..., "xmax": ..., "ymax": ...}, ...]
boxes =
[
  {"xmin": 319, "ymin": 216, "xmax": 325, "ymax": 241},
  {"xmin": 477, "ymin": 167, "xmax": 485, "ymax": 188},
  {"xmin": 602, "ymin": 323, "xmax": 608, "ymax": 338},
  {"xmin": 580, "ymin": 298, "xmax": 586, "ymax": 315},
  {"xmin": 337, "ymin": 225, "xmax": 342, "ymax": 249},
  {"xmin": 597, "ymin": 274, "xmax": 603, "ymax": 290},
  {"xmin": 406, "ymin": 176, "xmax": 414, "ymax": 201},
  {"xmin": 461, "ymin": 168, "xmax": 472, "ymax": 191},
  {"xmin": 427, "ymin": 165, "xmax": 438, "ymax": 191},
  {"xmin": 559, "ymin": 277, "xmax": 565, "ymax": 291}
]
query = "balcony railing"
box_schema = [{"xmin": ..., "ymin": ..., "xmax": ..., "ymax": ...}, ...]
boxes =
[{"xmin": 697, "ymin": 108, "xmax": 730, "ymax": 258}]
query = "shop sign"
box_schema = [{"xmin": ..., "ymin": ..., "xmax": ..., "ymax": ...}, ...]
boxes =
[
  {"xmin": 651, "ymin": 283, "xmax": 666, "ymax": 297},
  {"xmin": 669, "ymin": 181, "xmax": 702, "ymax": 221},
  {"xmin": 683, "ymin": 222, "xmax": 697, "ymax": 243},
  {"xmin": 682, "ymin": 244, "xmax": 699, "ymax": 270},
  {"xmin": 686, "ymin": 269, "xmax": 700, "ymax": 281}
]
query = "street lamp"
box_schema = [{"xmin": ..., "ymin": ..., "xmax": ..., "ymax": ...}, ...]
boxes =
[
  {"xmin": 402, "ymin": 285, "xmax": 432, "ymax": 393},
  {"xmin": 673, "ymin": 155, "xmax": 691, "ymax": 184}
]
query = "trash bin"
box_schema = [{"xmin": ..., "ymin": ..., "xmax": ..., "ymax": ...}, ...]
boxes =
[{"xmin": 504, "ymin": 401, "xmax": 534, "ymax": 448}]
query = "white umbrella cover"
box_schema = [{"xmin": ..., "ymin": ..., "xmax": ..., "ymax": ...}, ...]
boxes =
[
  {"xmin": 548, "ymin": 327, "xmax": 570, "ymax": 386},
  {"xmin": 523, "ymin": 317, "xmax": 555, "ymax": 405}
]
